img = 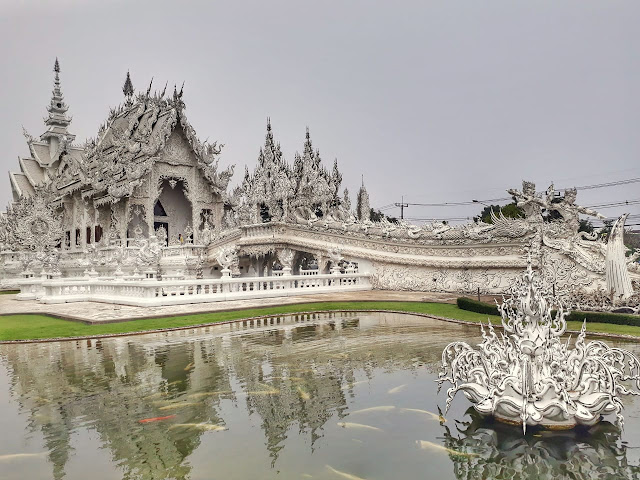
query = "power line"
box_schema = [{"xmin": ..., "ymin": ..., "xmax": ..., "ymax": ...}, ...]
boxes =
[
  {"xmin": 374, "ymin": 175, "xmax": 640, "ymax": 211},
  {"xmin": 404, "ymin": 197, "xmax": 512, "ymax": 207},
  {"xmin": 587, "ymin": 199, "xmax": 640, "ymax": 209},
  {"xmin": 569, "ymin": 177, "xmax": 640, "ymax": 191}
]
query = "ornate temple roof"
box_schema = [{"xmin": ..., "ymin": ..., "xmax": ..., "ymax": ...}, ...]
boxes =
[
  {"xmin": 81, "ymin": 80, "xmax": 232, "ymax": 205},
  {"xmin": 10, "ymin": 59, "xmax": 84, "ymax": 200},
  {"xmin": 9, "ymin": 62, "xmax": 233, "ymax": 206},
  {"xmin": 235, "ymin": 121, "xmax": 343, "ymax": 220},
  {"xmin": 9, "ymin": 171, "xmax": 35, "ymax": 199}
]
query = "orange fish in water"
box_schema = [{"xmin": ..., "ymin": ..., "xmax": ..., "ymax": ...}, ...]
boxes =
[{"xmin": 138, "ymin": 415, "xmax": 176, "ymax": 424}]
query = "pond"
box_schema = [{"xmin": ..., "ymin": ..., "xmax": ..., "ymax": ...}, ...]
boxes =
[{"xmin": 1, "ymin": 311, "xmax": 640, "ymax": 480}]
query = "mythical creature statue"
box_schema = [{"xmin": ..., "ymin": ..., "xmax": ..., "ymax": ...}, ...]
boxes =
[
  {"xmin": 438, "ymin": 260, "xmax": 640, "ymax": 432},
  {"xmin": 539, "ymin": 185, "xmax": 607, "ymax": 272},
  {"xmin": 276, "ymin": 248, "xmax": 295, "ymax": 270},
  {"xmin": 508, "ymin": 180, "xmax": 544, "ymax": 224},
  {"xmin": 215, "ymin": 245, "xmax": 238, "ymax": 271}
]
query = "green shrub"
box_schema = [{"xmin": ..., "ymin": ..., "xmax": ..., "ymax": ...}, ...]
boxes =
[
  {"xmin": 566, "ymin": 310, "xmax": 640, "ymax": 327},
  {"xmin": 457, "ymin": 297, "xmax": 640, "ymax": 327},
  {"xmin": 456, "ymin": 297, "xmax": 499, "ymax": 316}
]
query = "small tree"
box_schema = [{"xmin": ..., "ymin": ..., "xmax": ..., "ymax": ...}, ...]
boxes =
[
  {"xmin": 598, "ymin": 219, "xmax": 614, "ymax": 240},
  {"xmin": 578, "ymin": 219, "xmax": 594, "ymax": 233},
  {"xmin": 369, "ymin": 208, "xmax": 398, "ymax": 224},
  {"xmin": 474, "ymin": 203, "xmax": 524, "ymax": 224}
]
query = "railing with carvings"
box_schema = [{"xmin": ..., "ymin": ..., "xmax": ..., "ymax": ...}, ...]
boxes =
[
  {"xmin": 299, "ymin": 269, "xmax": 319, "ymax": 276},
  {"xmin": 32, "ymin": 272, "xmax": 372, "ymax": 306},
  {"xmin": 161, "ymin": 245, "xmax": 207, "ymax": 258},
  {"xmin": 241, "ymin": 224, "xmax": 278, "ymax": 238}
]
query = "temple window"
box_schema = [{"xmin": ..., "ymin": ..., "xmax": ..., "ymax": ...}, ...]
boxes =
[
  {"xmin": 260, "ymin": 204, "xmax": 271, "ymax": 223},
  {"xmin": 154, "ymin": 200, "xmax": 168, "ymax": 216}
]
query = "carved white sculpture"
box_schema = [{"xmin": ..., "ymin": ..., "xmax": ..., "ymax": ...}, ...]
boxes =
[
  {"xmin": 215, "ymin": 246, "xmax": 238, "ymax": 272},
  {"xmin": 606, "ymin": 213, "xmax": 634, "ymax": 302},
  {"xmin": 276, "ymin": 248, "xmax": 295, "ymax": 275},
  {"xmin": 438, "ymin": 260, "xmax": 640, "ymax": 432}
]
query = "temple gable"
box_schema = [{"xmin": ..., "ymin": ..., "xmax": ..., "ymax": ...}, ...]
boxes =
[{"xmin": 159, "ymin": 129, "xmax": 198, "ymax": 167}]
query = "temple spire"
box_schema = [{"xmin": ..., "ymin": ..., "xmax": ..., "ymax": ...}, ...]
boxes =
[
  {"xmin": 357, "ymin": 176, "xmax": 371, "ymax": 221},
  {"xmin": 122, "ymin": 71, "xmax": 134, "ymax": 103},
  {"xmin": 265, "ymin": 117, "xmax": 274, "ymax": 145},
  {"xmin": 40, "ymin": 57, "xmax": 74, "ymax": 143}
]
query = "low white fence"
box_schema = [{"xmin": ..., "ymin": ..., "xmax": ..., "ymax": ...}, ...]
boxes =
[{"xmin": 23, "ymin": 272, "xmax": 371, "ymax": 307}]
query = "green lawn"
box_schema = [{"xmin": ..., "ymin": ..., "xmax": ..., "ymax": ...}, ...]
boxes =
[
  {"xmin": 0, "ymin": 301, "xmax": 638, "ymax": 342},
  {"xmin": 0, "ymin": 290, "xmax": 19, "ymax": 295}
]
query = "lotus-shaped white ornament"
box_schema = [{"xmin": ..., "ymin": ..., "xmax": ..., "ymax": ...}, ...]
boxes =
[{"xmin": 438, "ymin": 261, "xmax": 640, "ymax": 432}]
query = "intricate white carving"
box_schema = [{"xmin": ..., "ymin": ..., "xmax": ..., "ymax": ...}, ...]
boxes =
[
  {"xmin": 276, "ymin": 248, "xmax": 294, "ymax": 269},
  {"xmin": 2, "ymin": 187, "xmax": 63, "ymax": 254},
  {"xmin": 438, "ymin": 261, "xmax": 640, "ymax": 431},
  {"xmin": 215, "ymin": 245, "xmax": 238, "ymax": 270},
  {"xmin": 606, "ymin": 213, "xmax": 634, "ymax": 302}
]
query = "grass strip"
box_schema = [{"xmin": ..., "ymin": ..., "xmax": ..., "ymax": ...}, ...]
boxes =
[{"xmin": 1, "ymin": 301, "xmax": 640, "ymax": 342}]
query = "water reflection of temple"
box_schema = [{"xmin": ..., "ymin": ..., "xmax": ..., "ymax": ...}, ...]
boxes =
[
  {"xmin": 442, "ymin": 409, "xmax": 640, "ymax": 480},
  {"xmin": 4, "ymin": 314, "xmax": 640, "ymax": 479},
  {"xmin": 0, "ymin": 313, "xmax": 438, "ymax": 479}
]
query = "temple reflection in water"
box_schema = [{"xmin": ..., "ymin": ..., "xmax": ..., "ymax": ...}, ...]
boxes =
[{"xmin": 1, "ymin": 312, "xmax": 639, "ymax": 480}]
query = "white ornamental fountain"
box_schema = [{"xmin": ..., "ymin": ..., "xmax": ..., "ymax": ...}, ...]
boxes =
[{"xmin": 438, "ymin": 261, "xmax": 640, "ymax": 432}]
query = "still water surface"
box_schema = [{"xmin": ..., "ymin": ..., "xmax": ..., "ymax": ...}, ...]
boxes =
[{"xmin": 1, "ymin": 312, "xmax": 640, "ymax": 480}]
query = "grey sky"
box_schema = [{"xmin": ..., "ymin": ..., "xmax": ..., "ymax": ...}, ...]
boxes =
[{"xmin": 1, "ymin": 0, "xmax": 638, "ymax": 225}]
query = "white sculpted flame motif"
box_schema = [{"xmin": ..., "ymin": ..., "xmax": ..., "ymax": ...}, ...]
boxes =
[{"xmin": 438, "ymin": 261, "xmax": 640, "ymax": 432}]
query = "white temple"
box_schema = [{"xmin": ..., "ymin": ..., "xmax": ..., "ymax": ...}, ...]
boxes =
[{"xmin": 1, "ymin": 60, "xmax": 638, "ymax": 306}]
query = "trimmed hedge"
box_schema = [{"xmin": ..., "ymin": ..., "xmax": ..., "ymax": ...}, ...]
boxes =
[
  {"xmin": 566, "ymin": 310, "xmax": 640, "ymax": 327},
  {"xmin": 457, "ymin": 297, "xmax": 640, "ymax": 327},
  {"xmin": 457, "ymin": 297, "xmax": 499, "ymax": 316}
]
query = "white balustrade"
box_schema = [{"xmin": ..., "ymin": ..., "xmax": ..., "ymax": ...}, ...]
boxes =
[
  {"xmin": 299, "ymin": 269, "xmax": 319, "ymax": 276},
  {"xmin": 36, "ymin": 272, "xmax": 372, "ymax": 306}
]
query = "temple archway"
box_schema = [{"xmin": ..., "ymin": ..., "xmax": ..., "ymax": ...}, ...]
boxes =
[{"xmin": 154, "ymin": 179, "xmax": 193, "ymax": 245}]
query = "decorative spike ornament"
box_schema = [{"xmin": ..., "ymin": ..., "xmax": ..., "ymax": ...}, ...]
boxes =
[
  {"xmin": 606, "ymin": 213, "xmax": 634, "ymax": 302},
  {"xmin": 122, "ymin": 71, "xmax": 134, "ymax": 102}
]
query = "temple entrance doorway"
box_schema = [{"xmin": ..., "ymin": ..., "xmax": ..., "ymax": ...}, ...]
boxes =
[{"xmin": 154, "ymin": 179, "xmax": 193, "ymax": 245}]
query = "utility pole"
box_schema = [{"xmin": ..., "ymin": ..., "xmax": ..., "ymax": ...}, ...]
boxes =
[{"xmin": 394, "ymin": 196, "xmax": 409, "ymax": 220}]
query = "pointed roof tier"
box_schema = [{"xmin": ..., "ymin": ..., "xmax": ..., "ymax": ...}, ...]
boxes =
[
  {"xmin": 82, "ymin": 79, "xmax": 232, "ymax": 205},
  {"xmin": 41, "ymin": 58, "xmax": 75, "ymax": 142},
  {"xmin": 240, "ymin": 119, "xmax": 294, "ymax": 219},
  {"xmin": 291, "ymin": 127, "xmax": 338, "ymax": 208}
]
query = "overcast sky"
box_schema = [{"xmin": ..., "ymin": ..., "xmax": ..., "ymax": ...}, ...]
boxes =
[{"xmin": 1, "ymin": 0, "xmax": 638, "ymax": 226}]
